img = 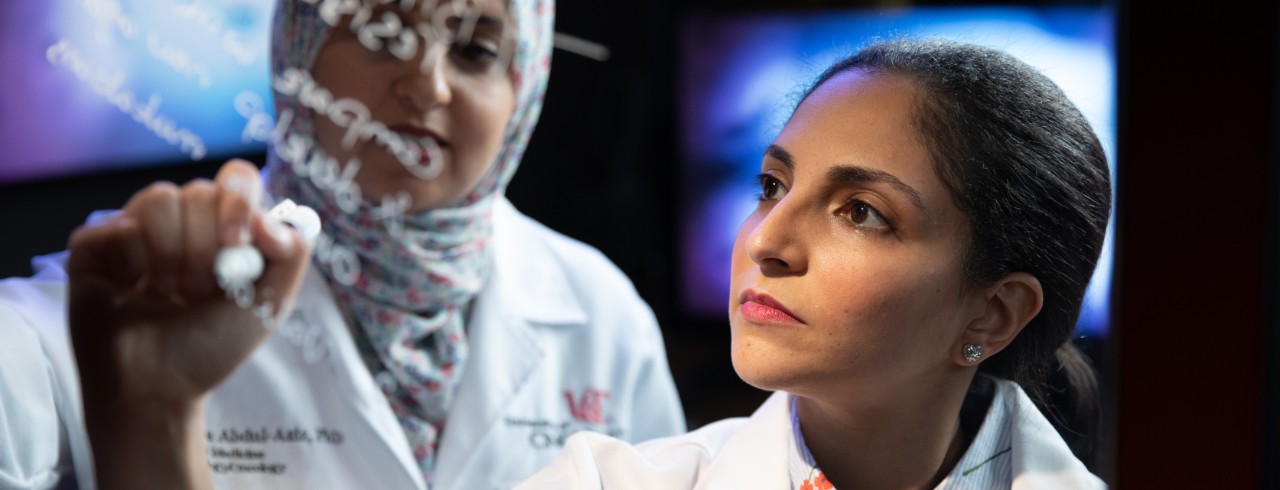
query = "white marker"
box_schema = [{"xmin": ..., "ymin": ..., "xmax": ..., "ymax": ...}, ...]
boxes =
[{"xmin": 214, "ymin": 199, "xmax": 321, "ymax": 307}]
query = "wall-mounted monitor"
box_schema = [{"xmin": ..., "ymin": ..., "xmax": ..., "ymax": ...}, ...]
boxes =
[{"xmin": 0, "ymin": 0, "xmax": 276, "ymax": 184}]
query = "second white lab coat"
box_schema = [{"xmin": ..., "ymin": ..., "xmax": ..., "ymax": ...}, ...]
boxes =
[
  {"xmin": 0, "ymin": 197, "xmax": 686, "ymax": 490},
  {"xmin": 519, "ymin": 377, "xmax": 1105, "ymax": 489}
]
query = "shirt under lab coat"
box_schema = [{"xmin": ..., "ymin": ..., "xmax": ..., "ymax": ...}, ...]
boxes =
[
  {"xmin": 518, "ymin": 377, "xmax": 1104, "ymax": 489},
  {"xmin": 0, "ymin": 196, "xmax": 686, "ymax": 490}
]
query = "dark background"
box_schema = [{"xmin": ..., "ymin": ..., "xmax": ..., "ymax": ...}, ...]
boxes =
[{"xmin": 0, "ymin": 0, "xmax": 1275, "ymax": 486}]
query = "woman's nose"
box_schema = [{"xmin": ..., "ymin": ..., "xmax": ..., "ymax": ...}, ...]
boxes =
[
  {"xmin": 395, "ymin": 44, "xmax": 452, "ymax": 111},
  {"xmin": 743, "ymin": 198, "xmax": 807, "ymax": 276}
]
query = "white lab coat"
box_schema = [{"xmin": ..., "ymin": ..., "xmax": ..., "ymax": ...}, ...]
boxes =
[
  {"xmin": 0, "ymin": 197, "xmax": 686, "ymax": 490},
  {"xmin": 519, "ymin": 377, "xmax": 1105, "ymax": 489}
]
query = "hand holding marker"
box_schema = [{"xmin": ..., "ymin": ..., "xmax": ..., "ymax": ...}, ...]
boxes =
[{"xmin": 214, "ymin": 199, "xmax": 321, "ymax": 311}]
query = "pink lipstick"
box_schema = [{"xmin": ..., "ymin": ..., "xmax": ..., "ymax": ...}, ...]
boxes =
[{"xmin": 739, "ymin": 290, "xmax": 803, "ymax": 325}]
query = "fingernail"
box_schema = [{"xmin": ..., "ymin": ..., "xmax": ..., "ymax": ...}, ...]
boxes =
[{"xmin": 222, "ymin": 174, "xmax": 251, "ymax": 197}]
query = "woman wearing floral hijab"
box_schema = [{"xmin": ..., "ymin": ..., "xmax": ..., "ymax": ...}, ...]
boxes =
[{"xmin": 0, "ymin": 0, "xmax": 685, "ymax": 488}]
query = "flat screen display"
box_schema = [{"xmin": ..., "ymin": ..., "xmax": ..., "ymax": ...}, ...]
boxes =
[{"xmin": 0, "ymin": 0, "xmax": 276, "ymax": 184}]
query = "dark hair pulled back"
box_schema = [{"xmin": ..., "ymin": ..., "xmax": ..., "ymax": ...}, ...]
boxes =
[{"xmin": 800, "ymin": 39, "xmax": 1111, "ymax": 465}]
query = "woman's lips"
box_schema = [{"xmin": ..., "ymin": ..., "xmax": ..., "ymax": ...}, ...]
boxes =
[
  {"xmin": 387, "ymin": 124, "xmax": 448, "ymax": 179},
  {"xmin": 389, "ymin": 124, "xmax": 449, "ymax": 148},
  {"xmin": 739, "ymin": 290, "xmax": 803, "ymax": 325}
]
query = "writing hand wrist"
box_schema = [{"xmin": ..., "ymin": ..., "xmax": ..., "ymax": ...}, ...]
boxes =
[{"xmin": 84, "ymin": 392, "xmax": 213, "ymax": 490}]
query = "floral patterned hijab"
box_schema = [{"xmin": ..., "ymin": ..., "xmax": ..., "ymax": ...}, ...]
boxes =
[{"xmin": 266, "ymin": 0, "xmax": 553, "ymax": 479}]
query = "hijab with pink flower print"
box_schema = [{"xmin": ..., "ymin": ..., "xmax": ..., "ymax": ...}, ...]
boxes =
[{"xmin": 265, "ymin": 0, "xmax": 553, "ymax": 479}]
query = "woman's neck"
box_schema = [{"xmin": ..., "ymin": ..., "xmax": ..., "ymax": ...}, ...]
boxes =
[{"xmin": 794, "ymin": 372, "xmax": 974, "ymax": 489}]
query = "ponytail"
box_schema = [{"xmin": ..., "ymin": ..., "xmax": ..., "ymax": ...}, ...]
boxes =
[{"xmin": 1046, "ymin": 341, "xmax": 1100, "ymax": 469}]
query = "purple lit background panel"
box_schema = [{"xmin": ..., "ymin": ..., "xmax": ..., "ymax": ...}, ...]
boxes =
[
  {"xmin": 679, "ymin": 7, "xmax": 1115, "ymax": 337},
  {"xmin": 0, "ymin": 0, "xmax": 276, "ymax": 184}
]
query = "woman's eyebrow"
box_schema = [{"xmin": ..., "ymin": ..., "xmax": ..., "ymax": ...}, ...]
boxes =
[
  {"xmin": 445, "ymin": 13, "xmax": 504, "ymax": 31},
  {"xmin": 827, "ymin": 165, "xmax": 927, "ymax": 214},
  {"xmin": 765, "ymin": 144, "xmax": 928, "ymax": 214},
  {"xmin": 765, "ymin": 144, "xmax": 795, "ymax": 169}
]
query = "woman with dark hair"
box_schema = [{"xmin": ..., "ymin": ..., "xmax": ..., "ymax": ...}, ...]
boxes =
[{"xmin": 520, "ymin": 39, "xmax": 1109, "ymax": 489}]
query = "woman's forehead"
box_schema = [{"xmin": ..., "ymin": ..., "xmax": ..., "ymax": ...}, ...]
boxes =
[
  {"xmin": 798, "ymin": 70, "xmax": 921, "ymax": 130},
  {"xmin": 780, "ymin": 71, "xmax": 930, "ymax": 175}
]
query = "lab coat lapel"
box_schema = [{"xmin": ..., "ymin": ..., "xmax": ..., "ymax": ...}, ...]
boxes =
[
  {"xmin": 940, "ymin": 377, "xmax": 1104, "ymax": 488},
  {"xmin": 432, "ymin": 197, "xmax": 588, "ymax": 489},
  {"xmin": 695, "ymin": 391, "xmax": 792, "ymax": 489},
  {"xmin": 296, "ymin": 267, "xmax": 428, "ymax": 489},
  {"xmin": 1002, "ymin": 382, "xmax": 1103, "ymax": 489}
]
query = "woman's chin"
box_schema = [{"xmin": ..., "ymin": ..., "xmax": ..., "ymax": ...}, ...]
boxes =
[
  {"xmin": 730, "ymin": 337, "xmax": 803, "ymax": 393},
  {"xmin": 352, "ymin": 175, "xmax": 461, "ymax": 213}
]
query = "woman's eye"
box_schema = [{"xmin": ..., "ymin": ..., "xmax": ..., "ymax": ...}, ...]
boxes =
[
  {"xmin": 452, "ymin": 41, "xmax": 499, "ymax": 64},
  {"xmin": 845, "ymin": 200, "xmax": 890, "ymax": 230},
  {"xmin": 756, "ymin": 174, "xmax": 787, "ymax": 201}
]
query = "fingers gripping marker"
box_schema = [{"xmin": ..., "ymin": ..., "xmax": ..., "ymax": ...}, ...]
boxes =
[
  {"xmin": 214, "ymin": 199, "xmax": 321, "ymax": 309},
  {"xmin": 271, "ymin": 200, "xmax": 321, "ymax": 242}
]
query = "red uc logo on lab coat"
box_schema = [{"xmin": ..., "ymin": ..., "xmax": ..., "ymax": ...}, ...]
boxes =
[{"xmin": 564, "ymin": 388, "xmax": 610, "ymax": 425}]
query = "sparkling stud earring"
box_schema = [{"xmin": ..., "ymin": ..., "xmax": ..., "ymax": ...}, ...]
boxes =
[{"xmin": 962, "ymin": 344, "xmax": 984, "ymax": 364}]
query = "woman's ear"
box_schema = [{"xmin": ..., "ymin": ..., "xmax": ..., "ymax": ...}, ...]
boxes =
[{"xmin": 953, "ymin": 272, "xmax": 1043, "ymax": 366}]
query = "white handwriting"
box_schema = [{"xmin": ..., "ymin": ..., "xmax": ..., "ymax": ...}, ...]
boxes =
[
  {"xmin": 235, "ymin": 91, "xmax": 275, "ymax": 143},
  {"xmin": 83, "ymin": 0, "xmax": 136, "ymax": 39},
  {"xmin": 273, "ymin": 67, "xmax": 443, "ymax": 180},
  {"xmin": 147, "ymin": 32, "xmax": 213, "ymax": 89},
  {"xmin": 314, "ymin": 230, "xmax": 361, "ymax": 287},
  {"xmin": 170, "ymin": 0, "xmax": 260, "ymax": 65},
  {"xmin": 271, "ymin": 110, "xmax": 365, "ymax": 215},
  {"xmin": 46, "ymin": 41, "xmax": 207, "ymax": 160}
]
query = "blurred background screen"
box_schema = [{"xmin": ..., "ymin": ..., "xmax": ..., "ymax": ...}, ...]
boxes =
[
  {"xmin": 0, "ymin": 0, "xmax": 275, "ymax": 184},
  {"xmin": 676, "ymin": 6, "xmax": 1115, "ymax": 338}
]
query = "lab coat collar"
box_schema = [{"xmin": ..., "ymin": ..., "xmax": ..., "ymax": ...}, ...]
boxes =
[
  {"xmin": 994, "ymin": 379, "xmax": 1104, "ymax": 488},
  {"xmin": 486, "ymin": 196, "xmax": 588, "ymax": 326},
  {"xmin": 694, "ymin": 379, "xmax": 1101, "ymax": 489},
  {"xmin": 695, "ymin": 391, "xmax": 792, "ymax": 489}
]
